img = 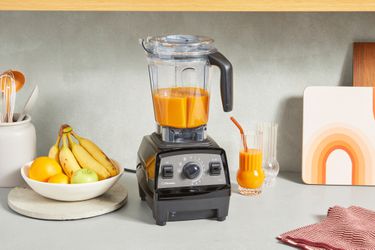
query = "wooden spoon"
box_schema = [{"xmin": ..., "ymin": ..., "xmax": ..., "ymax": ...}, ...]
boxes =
[
  {"xmin": 1, "ymin": 70, "xmax": 25, "ymax": 92},
  {"xmin": 0, "ymin": 70, "xmax": 24, "ymax": 122},
  {"xmin": 0, "ymin": 74, "xmax": 16, "ymax": 122},
  {"xmin": 12, "ymin": 70, "xmax": 25, "ymax": 92}
]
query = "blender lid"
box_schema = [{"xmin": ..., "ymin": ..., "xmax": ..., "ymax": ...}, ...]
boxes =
[{"xmin": 141, "ymin": 34, "xmax": 217, "ymax": 57}]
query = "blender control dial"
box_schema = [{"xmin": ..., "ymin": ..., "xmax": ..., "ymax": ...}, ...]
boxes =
[{"xmin": 182, "ymin": 162, "xmax": 201, "ymax": 179}]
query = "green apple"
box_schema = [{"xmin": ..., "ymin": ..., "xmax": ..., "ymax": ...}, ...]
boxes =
[{"xmin": 71, "ymin": 169, "xmax": 99, "ymax": 184}]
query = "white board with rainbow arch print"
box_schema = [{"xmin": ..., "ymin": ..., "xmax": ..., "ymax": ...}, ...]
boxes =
[{"xmin": 303, "ymin": 86, "xmax": 375, "ymax": 185}]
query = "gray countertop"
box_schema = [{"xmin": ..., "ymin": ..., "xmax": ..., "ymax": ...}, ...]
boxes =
[{"xmin": 1, "ymin": 172, "xmax": 374, "ymax": 250}]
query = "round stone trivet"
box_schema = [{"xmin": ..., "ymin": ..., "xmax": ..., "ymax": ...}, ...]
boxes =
[{"xmin": 8, "ymin": 183, "xmax": 127, "ymax": 220}]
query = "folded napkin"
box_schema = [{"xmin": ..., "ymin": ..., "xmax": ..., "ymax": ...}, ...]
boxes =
[{"xmin": 278, "ymin": 206, "xmax": 375, "ymax": 250}]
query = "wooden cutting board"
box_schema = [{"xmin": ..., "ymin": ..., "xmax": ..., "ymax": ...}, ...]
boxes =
[
  {"xmin": 353, "ymin": 42, "xmax": 375, "ymax": 86},
  {"xmin": 8, "ymin": 182, "xmax": 128, "ymax": 220}
]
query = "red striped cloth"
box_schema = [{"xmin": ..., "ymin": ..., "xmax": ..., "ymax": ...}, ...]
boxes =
[{"xmin": 277, "ymin": 206, "xmax": 375, "ymax": 250}]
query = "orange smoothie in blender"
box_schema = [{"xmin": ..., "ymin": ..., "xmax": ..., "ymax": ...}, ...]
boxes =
[{"xmin": 152, "ymin": 87, "xmax": 209, "ymax": 128}]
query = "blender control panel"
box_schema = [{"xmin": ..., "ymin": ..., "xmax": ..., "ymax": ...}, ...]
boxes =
[{"xmin": 157, "ymin": 152, "xmax": 227, "ymax": 189}]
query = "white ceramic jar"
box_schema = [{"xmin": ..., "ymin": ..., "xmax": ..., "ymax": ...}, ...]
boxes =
[{"xmin": 0, "ymin": 114, "xmax": 36, "ymax": 187}]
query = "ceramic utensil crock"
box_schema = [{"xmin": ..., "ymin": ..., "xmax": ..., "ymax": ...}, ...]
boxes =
[{"xmin": 0, "ymin": 114, "xmax": 36, "ymax": 187}]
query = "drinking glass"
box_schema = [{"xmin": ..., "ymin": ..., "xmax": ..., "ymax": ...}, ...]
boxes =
[
  {"xmin": 257, "ymin": 122, "xmax": 279, "ymax": 187},
  {"xmin": 236, "ymin": 130, "xmax": 265, "ymax": 196}
]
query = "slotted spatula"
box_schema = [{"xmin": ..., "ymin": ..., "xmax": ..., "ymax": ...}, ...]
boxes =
[{"xmin": 17, "ymin": 85, "xmax": 39, "ymax": 122}]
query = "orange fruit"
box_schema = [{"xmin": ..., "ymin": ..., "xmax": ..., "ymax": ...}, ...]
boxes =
[
  {"xmin": 48, "ymin": 173, "xmax": 69, "ymax": 184},
  {"xmin": 29, "ymin": 157, "xmax": 62, "ymax": 182}
]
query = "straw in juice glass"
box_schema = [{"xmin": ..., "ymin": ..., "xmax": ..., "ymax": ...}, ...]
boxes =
[{"xmin": 230, "ymin": 116, "xmax": 248, "ymax": 151}]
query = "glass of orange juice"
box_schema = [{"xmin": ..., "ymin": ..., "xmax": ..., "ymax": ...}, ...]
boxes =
[{"xmin": 237, "ymin": 131, "xmax": 265, "ymax": 196}]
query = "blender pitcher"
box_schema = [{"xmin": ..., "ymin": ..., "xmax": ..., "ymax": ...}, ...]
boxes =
[{"xmin": 141, "ymin": 35, "xmax": 233, "ymax": 142}]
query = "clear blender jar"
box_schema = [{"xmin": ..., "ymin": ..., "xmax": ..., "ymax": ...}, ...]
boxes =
[{"xmin": 141, "ymin": 35, "xmax": 233, "ymax": 142}]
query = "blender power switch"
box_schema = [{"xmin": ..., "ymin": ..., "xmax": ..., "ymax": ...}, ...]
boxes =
[
  {"xmin": 162, "ymin": 165, "xmax": 174, "ymax": 179},
  {"xmin": 209, "ymin": 162, "xmax": 221, "ymax": 175}
]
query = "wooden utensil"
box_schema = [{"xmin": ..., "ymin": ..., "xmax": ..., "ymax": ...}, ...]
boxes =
[
  {"xmin": 0, "ymin": 70, "xmax": 25, "ymax": 92},
  {"xmin": 0, "ymin": 74, "xmax": 16, "ymax": 122},
  {"xmin": 0, "ymin": 80, "xmax": 4, "ymax": 123},
  {"xmin": 353, "ymin": 43, "xmax": 375, "ymax": 86},
  {"xmin": 0, "ymin": 70, "xmax": 25, "ymax": 122}
]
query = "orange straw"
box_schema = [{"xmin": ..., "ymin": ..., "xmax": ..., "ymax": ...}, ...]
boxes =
[{"xmin": 230, "ymin": 116, "xmax": 248, "ymax": 151}]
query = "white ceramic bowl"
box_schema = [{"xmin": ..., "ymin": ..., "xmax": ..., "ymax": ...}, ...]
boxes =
[{"xmin": 21, "ymin": 161, "xmax": 124, "ymax": 201}]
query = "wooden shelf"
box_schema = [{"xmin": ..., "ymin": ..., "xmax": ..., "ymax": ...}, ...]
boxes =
[{"xmin": 1, "ymin": 0, "xmax": 375, "ymax": 11}]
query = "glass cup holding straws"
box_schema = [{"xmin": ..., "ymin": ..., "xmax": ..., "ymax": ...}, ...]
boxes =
[{"xmin": 257, "ymin": 122, "xmax": 279, "ymax": 187}]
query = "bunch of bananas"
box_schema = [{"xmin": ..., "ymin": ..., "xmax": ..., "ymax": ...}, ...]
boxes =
[{"xmin": 48, "ymin": 125, "xmax": 118, "ymax": 181}]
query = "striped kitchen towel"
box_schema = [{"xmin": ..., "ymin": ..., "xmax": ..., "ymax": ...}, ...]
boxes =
[{"xmin": 277, "ymin": 206, "xmax": 375, "ymax": 250}]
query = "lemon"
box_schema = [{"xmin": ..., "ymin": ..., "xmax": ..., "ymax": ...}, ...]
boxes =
[
  {"xmin": 29, "ymin": 157, "xmax": 62, "ymax": 182},
  {"xmin": 48, "ymin": 173, "xmax": 69, "ymax": 184}
]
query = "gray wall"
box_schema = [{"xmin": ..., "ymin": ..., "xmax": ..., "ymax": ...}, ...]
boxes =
[{"xmin": 1, "ymin": 12, "xmax": 374, "ymax": 172}]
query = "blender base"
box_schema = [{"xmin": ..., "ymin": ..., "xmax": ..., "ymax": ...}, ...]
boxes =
[
  {"xmin": 136, "ymin": 133, "xmax": 231, "ymax": 226},
  {"xmin": 137, "ymin": 168, "xmax": 230, "ymax": 226}
]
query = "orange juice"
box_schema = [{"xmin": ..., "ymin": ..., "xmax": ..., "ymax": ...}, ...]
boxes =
[
  {"xmin": 237, "ymin": 149, "xmax": 265, "ymax": 189},
  {"xmin": 152, "ymin": 87, "xmax": 209, "ymax": 128}
]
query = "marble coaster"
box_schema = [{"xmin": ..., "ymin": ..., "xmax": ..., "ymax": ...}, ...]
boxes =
[{"xmin": 8, "ymin": 182, "xmax": 127, "ymax": 220}]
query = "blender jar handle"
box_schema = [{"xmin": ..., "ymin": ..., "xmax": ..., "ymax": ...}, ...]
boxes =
[{"xmin": 208, "ymin": 52, "xmax": 233, "ymax": 112}]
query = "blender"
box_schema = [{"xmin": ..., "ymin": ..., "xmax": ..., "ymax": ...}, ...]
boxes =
[{"xmin": 136, "ymin": 35, "xmax": 233, "ymax": 226}]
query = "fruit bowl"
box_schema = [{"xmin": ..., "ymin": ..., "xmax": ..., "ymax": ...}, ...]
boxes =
[{"xmin": 20, "ymin": 161, "xmax": 124, "ymax": 202}]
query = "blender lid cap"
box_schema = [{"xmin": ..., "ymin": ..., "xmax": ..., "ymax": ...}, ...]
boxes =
[{"xmin": 141, "ymin": 34, "xmax": 217, "ymax": 57}]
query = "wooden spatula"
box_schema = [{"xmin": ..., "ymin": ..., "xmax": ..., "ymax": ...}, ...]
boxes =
[{"xmin": 353, "ymin": 42, "xmax": 375, "ymax": 86}]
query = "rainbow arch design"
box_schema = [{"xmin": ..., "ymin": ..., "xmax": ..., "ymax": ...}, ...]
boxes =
[
  {"xmin": 304, "ymin": 127, "xmax": 372, "ymax": 185},
  {"xmin": 303, "ymin": 87, "xmax": 375, "ymax": 185}
]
